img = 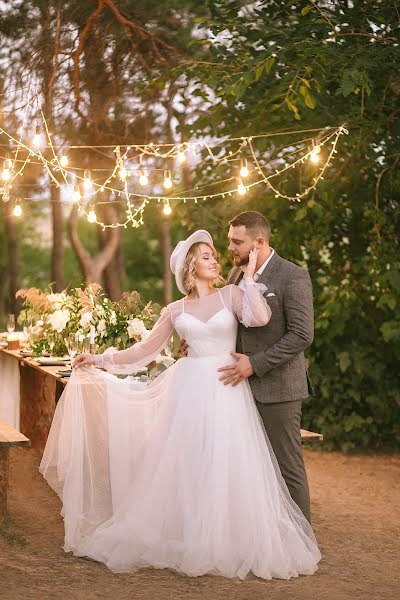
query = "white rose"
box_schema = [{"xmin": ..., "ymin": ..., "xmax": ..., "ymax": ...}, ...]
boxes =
[
  {"xmin": 79, "ymin": 311, "xmax": 93, "ymax": 328},
  {"xmin": 97, "ymin": 319, "xmax": 107, "ymax": 338},
  {"xmin": 161, "ymin": 355, "xmax": 175, "ymax": 368},
  {"xmin": 48, "ymin": 309, "xmax": 70, "ymax": 333},
  {"xmin": 155, "ymin": 353, "xmax": 175, "ymax": 368},
  {"xmin": 47, "ymin": 293, "xmax": 67, "ymax": 303},
  {"xmin": 127, "ymin": 318, "xmax": 147, "ymax": 340},
  {"xmin": 47, "ymin": 293, "xmax": 67, "ymax": 311},
  {"xmin": 97, "ymin": 305, "xmax": 105, "ymax": 317},
  {"xmin": 110, "ymin": 310, "xmax": 117, "ymax": 326}
]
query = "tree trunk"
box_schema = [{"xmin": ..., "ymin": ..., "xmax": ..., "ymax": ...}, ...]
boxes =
[
  {"xmin": 161, "ymin": 218, "xmax": 173, "ymax": 304},
  {"xmin": 50, "ymin": 183, "xmax": 65, "ymax": 291},
  {"xmin": 103, "ymin": 244, "xmax": 122, "ymax": 300},
  {"xmin": 99, "ymin": 204, "xmax": 122, "ymax": 300},
  {"xmin": 39, "ymin": 3, "xmax": 65, "ymax": 292},
  {"xmin": 4, "ymin": 202, "xmax": 18, "ymax": 315},
  {"xmin": 68, "ymin": 203, "xmax": 120, "ymax": 286}
]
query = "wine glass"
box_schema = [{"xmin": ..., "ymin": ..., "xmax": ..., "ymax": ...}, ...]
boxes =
[
  {"xmin": 66, "ymin": 333, "xmax": 78, "ymax": 367},
  {"xmin": 80, "ymin": 337, "xmax": 90, "ymax": 355},
  {"xmin": 23, "ymin": 319, "xmax": 32, "ymax": 343},
  {"xmin": 48, "ymin": 334, "xmax": 55, "ymax": 357},
  {"xmin": 7, "ymin": 314, "xmax": 15, "ymax": 334}
]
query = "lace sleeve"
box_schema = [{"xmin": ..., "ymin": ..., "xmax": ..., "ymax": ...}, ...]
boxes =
[
  {"xmin": 225, "ymin": 279, "xmax": 271, "ymax": 328},
  {"xmin": 93, "ymin": 307, "xmax": 174, "ymax": 371}
]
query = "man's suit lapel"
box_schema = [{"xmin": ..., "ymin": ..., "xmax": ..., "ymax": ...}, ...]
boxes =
[
  {"xmin": 228, "ymin": 253, "xmax": 282, "ymax": 287},
  {"xmin": 227, "ymin": 266, "xmax": 243, "ymax": 286},
  {"xmin": 257, "ymin": 252, "xmax": 282, "ymax": 288}
]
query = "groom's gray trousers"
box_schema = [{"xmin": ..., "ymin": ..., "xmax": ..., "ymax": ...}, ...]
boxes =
[
  {"xmin": 254, "ymin": 399, "xmax": 311, "ymax": 524},
  {"xmin": 229, "ymin": 253, "xmax": 314, "ymax": 524}
]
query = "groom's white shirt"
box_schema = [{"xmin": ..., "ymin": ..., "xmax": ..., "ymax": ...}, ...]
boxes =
[{"xmin": 238, "ymin": 249, "xmax": 275, "ymax": 289}]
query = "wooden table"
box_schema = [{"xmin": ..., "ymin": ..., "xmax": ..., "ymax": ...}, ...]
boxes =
[
  {"xmin": 0, "ymin": 419, "xmax": 30, "ymax": 522},
  {"xmin": 1, "ymin": 348, "xmax": 68, "ymax": 449},
  {"xmin": 0, "ymin": 348, "xmax": 323, "ymax": 448}
]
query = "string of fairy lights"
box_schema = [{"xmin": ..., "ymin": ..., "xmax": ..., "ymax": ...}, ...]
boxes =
[{"xmin": 0, "ymin": 95, "xmax": 348, "ymax": 228}]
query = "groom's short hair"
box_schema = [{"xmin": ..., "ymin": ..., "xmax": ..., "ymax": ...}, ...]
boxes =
[{"xmin": 229, "ymin": 211, "xmax": 271, "ymax": 242}]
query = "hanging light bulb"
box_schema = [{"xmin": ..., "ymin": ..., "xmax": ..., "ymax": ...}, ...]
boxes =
[
  {"xmin": 72, "ymin": 185, "xmax": 81, "ymax": 202},
  {"xmin": 119, "ymin": 161, "xmax": 128, "ymax": 180},
  {"xmin": 87, "ymin": 205, "xmax": 97, "ymax": 223},
  {"xmin": 13, "ymin": 199, "xmax": 22, "ymax": 217},
  {"xmin": 60, "ymin": 154, "xmax": 69, "ymax": 168},
  {"xmin": 163, "ymin": 200, "xmax": 172, "ymax": 215},
  {"xmin": 2, "ymin": 154, "xmax": 12, "ymax": 181},
  {"xmin": 3, "ymin": 155, "xmax": 12, "ymax": 170},
  {"xmin": 309, "ymin": 142, "xmax": 321, "ymax": 164},
  {"xmin": 2, "ymin": 188, "xmax": 10, "ymax": 203},
  {"xmin": 1, "ymin": 167, "xmax": 11, "ymax": 182},
  {"xmin": 84, "ymin": 170, "xmax": 93, "ymax": 190},
  {"xmin": 239, "ymin": 159, "xmax": 249, "ymax": 178},
  {"xmin": 237, "ymin": 178, "xmax": 247, "ymax": 196},
  {"xmin": 163, "ymin": 170, "xmax": 172, "ymax": 189},
  {"xmin": 139, "ymin": 170, "xmax": 148, "ymax": 186},
  {"xmin": 177, "ymin": 148, "xmax": 186, "ymax": 163},
  {"xmin": 32, "ymin": 125, "xmax": 44, "ymax": 149}
]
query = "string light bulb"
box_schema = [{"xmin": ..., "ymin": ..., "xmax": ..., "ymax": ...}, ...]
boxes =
[
  {"xmin": 13, "ymin": 200, "xmax": 22, "ymax": 217},
  {"xmin": 237, "ymin": 178, "xmax": 247, "ymax": 196},
  {"xmin": 72, "ymin": 185, "xmax": 81, "ymax": 202},
  {"xmin": 2, "ymin": 154, "xmax": 12, "ymax": 181},
  {"xmin": 32, "ymin": 125, "xmax": 43, "ymax": 149},
  {"xmin": 163, "ymin": 171, "xmax": 172, "ymax": 189},
  {"xmin": 119, "ymin": 162, "xmax": 128, "ymax": 180},
  {"xmin": 177, "ymin": 148, "xmax": 186, "ymax": 163},
  {"xmin": 240, "ymin": 159, "xmax": 249, "ymax": 178},
  {"xmin": 3, "ymin": 155, "xmax": 12, "ymax": 170},
  {"xmin": 87, "ymin": 205, "xmax": 97, "ymax": 223},
  {"xmin": 60, "ymin": 154, "xmax": 69, "ymax": 167},
  {"xmin": 84, "ymin": 170, "xmax": 93, "ymax": 190},
  {"xmin": 139, "ymin": 170, "xmax": 148, "ymax": 186},
  {"xmin": 309, "ymin": 142, "xmax": 321, "ymax": 164},
  {"xmin": 163, "ymin": 200, "xmax": 172, "ymax": 215}
]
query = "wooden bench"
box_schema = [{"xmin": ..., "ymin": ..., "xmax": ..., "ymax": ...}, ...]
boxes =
[
  {"xmin": 0, "ymin": 420, "xmax": 31, "ymax": 523},
  {"xmin": 300, "ymin": 428, "xmax": 323, "ymax": 443}
]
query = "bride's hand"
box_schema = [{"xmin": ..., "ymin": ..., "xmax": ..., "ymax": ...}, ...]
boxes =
[
  {"xmin": 244, "ymin": 248, "xmax": 258, "ymax": 280},
  {"xmin": 74, "ymin": 353, "xmax": 95, "ymax": 368}
]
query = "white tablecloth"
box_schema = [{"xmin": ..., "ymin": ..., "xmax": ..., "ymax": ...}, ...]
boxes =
[{"xmin": 0, "ymin": 351, "xmax": 20, "ymax": 429}]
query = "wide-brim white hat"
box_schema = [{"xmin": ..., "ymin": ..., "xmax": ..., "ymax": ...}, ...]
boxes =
[{"xmin": 170, "ymin": 230, "xmax": 214, "ymax": 295}]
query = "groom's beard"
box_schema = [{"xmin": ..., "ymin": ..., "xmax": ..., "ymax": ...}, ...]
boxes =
[{"xmin": 232, "ymin": 255, "xmax": 249, "ymax": 268}]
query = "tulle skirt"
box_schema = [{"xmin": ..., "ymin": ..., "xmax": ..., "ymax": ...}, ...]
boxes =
[{"xmin": 40, "ymin": 355, "xmax": 321, "ymax": 580}]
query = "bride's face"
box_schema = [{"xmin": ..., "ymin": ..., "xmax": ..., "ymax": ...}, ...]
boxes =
[{"xmin": 194, "ymin": 243, "xmax": 220, "ymax": 282}]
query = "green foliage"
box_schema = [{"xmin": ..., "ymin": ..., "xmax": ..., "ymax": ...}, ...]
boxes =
[
  {"xmin": 175, "ymin": 1, "xmax": 400, "ymax": 451},
  {"xmin": 17, "ymin": 283, "xmax": 161, "ymax": 356}
]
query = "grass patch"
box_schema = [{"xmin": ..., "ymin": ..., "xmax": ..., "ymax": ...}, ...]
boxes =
[{"xmin": 0, "ymin": 516, "xmax": 27, "ymax": 547}]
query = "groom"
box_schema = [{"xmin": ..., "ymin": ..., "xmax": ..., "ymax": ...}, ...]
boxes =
[{"xmin": 218, "ymin": 211, "xmax": 314, "ymax": 523}]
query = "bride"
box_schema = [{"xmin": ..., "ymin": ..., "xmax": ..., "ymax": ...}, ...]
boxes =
[{"xmin": 40, "ymin": 230, "xmax": 321, "ymax": 580}]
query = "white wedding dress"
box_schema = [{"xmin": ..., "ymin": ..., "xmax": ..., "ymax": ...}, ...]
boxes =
[{"xmin": 40, "ymin": 280, "xmax": 321, "ymax": 580}]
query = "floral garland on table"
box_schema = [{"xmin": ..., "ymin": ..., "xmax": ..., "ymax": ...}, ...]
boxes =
[{"xmin": 16, "ymin": 284, "xmax": 175, "ymax": 371}]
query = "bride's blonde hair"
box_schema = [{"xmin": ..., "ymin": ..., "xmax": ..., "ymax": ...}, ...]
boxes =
[{"xmin": 182, "ymin": 242, "xmax": 224, "ymax": 293}]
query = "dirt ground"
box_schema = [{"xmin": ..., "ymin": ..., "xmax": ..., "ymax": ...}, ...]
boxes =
[{"xmin": 0, "ymin": 447, "xmax": 399, "ymax": 600}]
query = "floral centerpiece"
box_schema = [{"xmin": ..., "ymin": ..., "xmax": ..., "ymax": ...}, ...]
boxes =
[{"xmin": 16, "ymin": 284, "xmax": 175, "ymax": 371}]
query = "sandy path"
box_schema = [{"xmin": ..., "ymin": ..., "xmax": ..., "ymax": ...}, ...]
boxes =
[{"xmin": 0, "ymin": 448, "xmax": 399, "ymax": 600}]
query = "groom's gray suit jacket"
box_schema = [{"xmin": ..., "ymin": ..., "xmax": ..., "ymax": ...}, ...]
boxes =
[{"xmin": 228, "ymin": 252, "xmax": 314, "ymax": 404}]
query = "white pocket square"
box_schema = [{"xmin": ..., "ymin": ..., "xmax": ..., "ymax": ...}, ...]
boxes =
[{"xmin": 266, "ymin": 292, "xmax": 276, "ymax": 297}]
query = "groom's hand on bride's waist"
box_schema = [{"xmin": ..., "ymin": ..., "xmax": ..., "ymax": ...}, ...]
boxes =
[
  {"xmin": 180, "ymin": 339, "xmax": 189, "ymax": 357},
  {"xmin": 218, "ymin": 352, "xmax": 254, "ymax": 386}
]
